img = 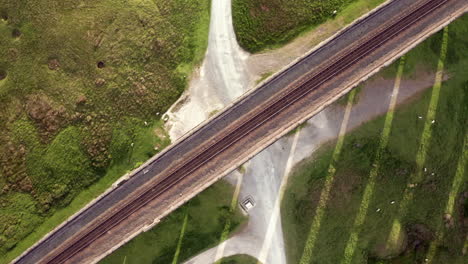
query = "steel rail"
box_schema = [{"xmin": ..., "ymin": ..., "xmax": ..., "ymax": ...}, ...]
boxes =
[
  {"xmin": 16, "ymin": 1, "xmax": 406, "ymax": 262},
  {"xmin": 45, "ymin": 0, "xmax": 447, "ymax": 263}
]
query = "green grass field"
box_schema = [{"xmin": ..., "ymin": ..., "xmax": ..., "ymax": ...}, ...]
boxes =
[
  {"xmin": 100, "ymin": 180, "xmax": 246, "ymax": 264},
  {"xmin": 0, "ymin": 0, "xmax": 210, "ymax": 262},
  {"xmin": 232, "ymin": 0, "xmax": 385, "ymax": 53},
  {"xmin": 219, "ymin": 254, "xmax": 260, "ymax": 264},
  {"xmin": 281, "ymin": 15, "xmax": 468, "ymax": 264}
]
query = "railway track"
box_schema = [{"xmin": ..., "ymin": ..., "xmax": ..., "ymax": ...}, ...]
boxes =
[{"xmin": 36, "ymin": 0, "xmax": 449, "ymax": 263}]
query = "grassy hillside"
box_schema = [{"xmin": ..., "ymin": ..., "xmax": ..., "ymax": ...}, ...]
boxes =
[
  {"xmin": 232, "ymin": 0, "xmax": 385, "ymax": 52},
  {"xmin": 0, "ymin": 0, "xmax": 210, "ymax": 261},
  {"xmin": 100, "ymin": 181, "xmax": 246, "ymax": 264},
  {"xmin": 281, "ymin": 15, "xmax": 467, "ymax": 264}
]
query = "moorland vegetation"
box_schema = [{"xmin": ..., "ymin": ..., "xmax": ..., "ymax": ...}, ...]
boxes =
[{"xmin": 0, "ymin": 0, "xmax": 210, "ymax": 261}]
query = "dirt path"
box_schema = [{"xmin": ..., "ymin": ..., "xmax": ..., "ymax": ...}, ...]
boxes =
[
  {"xmin": 165, "ymin": 0, "xmax": 251, "ymax": 140},
  {"xmin": 183, "ymin": 72, "xmax": 437, "ymax": 264},
  {"xmin": 164, "ymin": 0, "xmax": 439, "ymax": 263}
]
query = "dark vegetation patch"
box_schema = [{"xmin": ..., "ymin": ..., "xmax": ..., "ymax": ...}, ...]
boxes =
[
  {"xmin": 281, "ymin": 15, "xmax": 468, "ymax": 264},
  {"xmin": 11, "ymin": 28, "xmax": 20, "ymax": 38},
  {"xmin": 404, "ymin": 224, "xmax": 434, "ymax": 255},
  {"xmin": 96, "ymin": 61, "xmax": 105, "ymax": 69},
  {"xmin": 0, "ymin": 0, "xmax": 210, "ymax": 260},
  {"xmin": 0, "ymin": 69, "xmax": 6, "ymax": 80},
  {"xmin": 100, "ymin": 181, "xmax": 246, "ymax": 264},
  {"xmin": 47, "ymin": 58, "xmax": 59, "ymax": 70},
  {"xmin": 232, "ymin": 0, "xmax": 358, "ymax": 52},
  {"xmin": 0, "ymin": 10, "xmax": 7, "ymax": 21},
  {"xmin": 219, "ymin": 254, "xmax": 260, "ymax": 264},
  {"xmin": 25, "ymin": 95, "xmax": 67, "ymax": 139}
]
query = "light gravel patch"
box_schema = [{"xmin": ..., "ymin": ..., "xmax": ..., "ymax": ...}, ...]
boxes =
[
  {"xmin": 165, "ymin": 0, "xmax": 251, "ymax": 140},
  {"xmin": 184, "ymin": 72, "xmax": 438, "ymax": 264},
  {"xmin": 165, "ymin": 0, "xmax": 441, "ymax": 263}
]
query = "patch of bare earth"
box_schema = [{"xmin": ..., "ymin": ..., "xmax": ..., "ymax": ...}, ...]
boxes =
[
  {"xmin": 25, "ymin": 95, "xmax": 67, "ymax": 139},
  {"xmin": 48, "ymin": 59, "xmax": 60, "ymax": 70}
]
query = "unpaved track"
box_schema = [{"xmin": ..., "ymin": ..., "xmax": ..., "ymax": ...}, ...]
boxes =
[
  {"xmin": 183, "ymin": 0, "xmax": 461, "ymax": 263},
  {"xmin": 184, "ymin": 74, "xmax": 439, "ymax": 264},
  {"xmin": 165, "ymin": 0, "xmax": 251, "ymax": 140},
  {"xmin": 14, "ymin": 0, "xmax": 466, "ymax": 263}
]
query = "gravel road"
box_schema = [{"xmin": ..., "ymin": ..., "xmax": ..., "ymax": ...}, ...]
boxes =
[
  {"xmin": 13, "ymin": 0, "xmax": 464, "ymax": 263},
  {"xmin": 184, "ymin": 71, "xmax": 437, "ymax": 264},
  {"xmin": 167, "ymin": 0, "xmax": 453, "ymax": 263},
  {"xmin": 165, "ymin": 0, "xmax": 251, "ymax": 140}
]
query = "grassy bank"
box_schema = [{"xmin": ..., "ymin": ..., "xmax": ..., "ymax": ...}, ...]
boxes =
[
  {"xmin": 100, "ymin": 180, "xmax": 246, "ymax": 264},
  {"xmin": 232, "ymin": 0, "xmax": 385, "ymax": 53},
  {"xmin": 0, "ymin": 0, "xmax": 210, "ymax": 262},
  {"xmin": 2, "ymin": 121, "xmax": 171, "ymax": 263},
  {"xmin": 281, "ymin": 15, "xmax": 467, "ymax": 264}
]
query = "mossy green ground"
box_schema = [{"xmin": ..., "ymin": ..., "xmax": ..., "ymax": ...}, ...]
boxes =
[
  {"xmin": 255, "ymin": 71, "xmax": 273, "ymax": 85},
  {"xmin": 0, "ymin": 0, "xmax": 210, "ymax": 262},
  {"xmin": 218, "ymin": 254, "xmax": 260, "ymax": 264},
  {"xmin": 232, "ymin": 0, "xmax": 385, "ymax": 53},
  {"xmin": 281, "ymin": 16, "xmax": 468, "ymax": 264},
  {"xmin": 100, "ymin": 181, "xmax": 246, "ymax": 264}
]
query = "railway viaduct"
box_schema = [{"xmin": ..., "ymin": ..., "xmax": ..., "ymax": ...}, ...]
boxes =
[{"xmin": 13, "ymin": 0, "xmax": 468, "ymax": 263}]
